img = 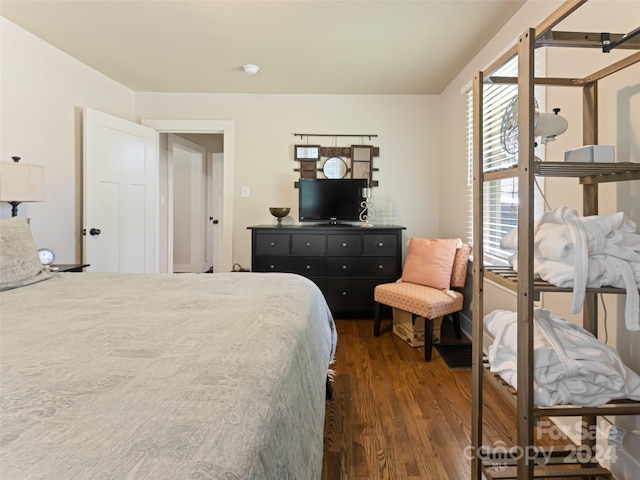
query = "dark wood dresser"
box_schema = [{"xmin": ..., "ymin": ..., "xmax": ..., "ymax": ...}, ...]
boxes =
[{"xmin": 248, "ymin": 225, "xmax": 405, "ymax": 315}]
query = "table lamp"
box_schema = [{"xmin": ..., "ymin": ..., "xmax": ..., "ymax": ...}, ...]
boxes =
[{"xmin": 0, "ymin": 156, "xmax": 45, "ymax": 217}]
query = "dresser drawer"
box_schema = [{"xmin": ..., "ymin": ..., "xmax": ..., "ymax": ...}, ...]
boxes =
[
  {"xmin": 327, "ymin": 235, "xmax": 362, "ymax": 255},
  {"xmin": 327, "ymin": 257, "xmax": 397, "ymax": 277},
  {"xmin": 288, "ymin": 257, "xmax": 326, "ymax": 276},
  {"xmin": 291, "ymin": 234, "xmax": 326, "ymax": 255},
  {"xmin": 253, "ymin": 257, "xmax": 326, "ymax": 276},
  {"xmin": 255, "ymin": 234, "xmax": 290, "ymax": 255},
  {"xmin": 326, "ymin": 278, "xmax": 382, "ymax": 311},
  {"xmin": 363, "ymin": 234, "xmax": 398, "ymax": 256}
]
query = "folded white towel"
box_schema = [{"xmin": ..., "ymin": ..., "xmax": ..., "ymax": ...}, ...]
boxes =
[
  {"xmin": 485, "ymin": 308, "xmax": 640, "ymax": 407},
  {"xmin": 500, "ymin": 207, "xmax": 640, "ymax": 330}
]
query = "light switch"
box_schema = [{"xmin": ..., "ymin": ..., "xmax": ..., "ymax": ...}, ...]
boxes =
[{"xmin": 241, "ymin": 186, "xmax": 250, "ymax": 198}]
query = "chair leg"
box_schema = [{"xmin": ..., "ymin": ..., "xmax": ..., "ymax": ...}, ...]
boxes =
[
  {"xmin": 373, "ymin": 302, "xmax": 382, "ymax": 336},
  {"xmin": 452, "ymin": 312, "xmax": 462, "ymax": 339},
  {"xmin": 423, "ymin": 315, "xmax": 434, "ymax": 362}
]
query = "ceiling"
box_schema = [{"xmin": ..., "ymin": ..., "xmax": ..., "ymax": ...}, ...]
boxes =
[{"xmin": 0, "ymin": 0, "xmax": 526, "ymax": 95}]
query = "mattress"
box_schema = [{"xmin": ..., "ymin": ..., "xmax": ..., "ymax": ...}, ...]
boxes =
[{"xmin": 0, "ymin": 271, "xmax": 336, "ymax": 480}]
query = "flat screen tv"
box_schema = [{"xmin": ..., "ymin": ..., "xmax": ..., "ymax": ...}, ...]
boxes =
[{"xmin": 298, "ymin": 178, "xmax": 367, "ymax": 224}]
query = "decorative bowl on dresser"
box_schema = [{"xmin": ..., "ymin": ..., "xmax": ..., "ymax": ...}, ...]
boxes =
[{"xmin": 268, "ymin": 207, "xmax": 291, "ymax": 227}]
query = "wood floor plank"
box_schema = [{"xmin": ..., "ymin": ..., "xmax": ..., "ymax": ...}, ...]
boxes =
[{"xmin": 322, "ymin": 319, "xmax": 581, "ymax": 480}]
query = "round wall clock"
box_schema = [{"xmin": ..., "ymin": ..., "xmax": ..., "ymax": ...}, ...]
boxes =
[{"xmin": 38, "ymin": 248, "xmax": 56, "ymax": 266}]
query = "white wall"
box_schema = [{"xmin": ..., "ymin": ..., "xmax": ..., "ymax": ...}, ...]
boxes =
[
  {"xmin": 135, "ymin": 93, "xmax": 442, "ymax": 268},
  {"xmin": 0, "ymin": 18, "xmax": 136, "ymax": 262}
]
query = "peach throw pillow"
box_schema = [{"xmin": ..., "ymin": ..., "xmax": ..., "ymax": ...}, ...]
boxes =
[{"xmin": 401, "ymin": 238, "xmax": 459, "ymax": 290}]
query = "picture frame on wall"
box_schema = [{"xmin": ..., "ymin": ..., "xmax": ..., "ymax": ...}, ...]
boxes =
[
  {"xmin": 294, "ymin": 145, "xmax": 321, "ymax": 161},
  {"xmin": 351, "ymin": 145, "xmax": 373, "ymax": 163},
  {"xmin": 352, "ymin": 161, "xmax": 370, "ymax": 182},
  {"xmin": 351, "ymin": 145, "xmax": 373, "ymax": 184}
]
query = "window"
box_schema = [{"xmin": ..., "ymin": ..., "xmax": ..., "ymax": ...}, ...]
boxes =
[{"xmin": 466, "ymin": 51, "xmax": 545, "ymax": 265}]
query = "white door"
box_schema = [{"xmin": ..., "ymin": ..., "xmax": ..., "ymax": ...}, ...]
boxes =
[
  {"xmin": 83, "ymin": 108, "xmax": 158, "ymax": 273},
  {"xmin": 169, "ymin": 134, "xmax": 207, "ymax": 273},
  {"xmin": 209, "ymin": 152, "xmax": 224, "ymax": 272}
]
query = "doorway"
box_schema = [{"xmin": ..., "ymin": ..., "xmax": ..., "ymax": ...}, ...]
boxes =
[
  {"xmin": 167, "ymin": 134, "xmax": 225, "ymax": 273},
  {"xmin": 142, "ymin": 119, "xmax": 235, "ymax": 274},
  {"xmin": 169, "ymin": 134, "xmax": 207, "ymax": 273}
]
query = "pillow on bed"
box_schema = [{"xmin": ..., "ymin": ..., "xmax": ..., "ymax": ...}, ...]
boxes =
[
  {"xmin": 401, "ymin": 237, "xmax": 459, "ymax": 290},
  {"xmin": 0, "ymin": 217, "xmax": 51, "ymax": 291}
]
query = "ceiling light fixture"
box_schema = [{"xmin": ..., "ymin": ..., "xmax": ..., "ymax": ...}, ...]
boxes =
[{"xmin": 243, "ymin": 64, "xmax": 260, "ymax": 76}]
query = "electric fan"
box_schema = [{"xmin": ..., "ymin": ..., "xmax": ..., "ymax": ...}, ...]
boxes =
[{"xmin": 500, "ymin": 96, "xmax": 568, "ymax": 155}]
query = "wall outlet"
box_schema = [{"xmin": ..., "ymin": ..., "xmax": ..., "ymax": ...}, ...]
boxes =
[{"xmin": 241, "ymin": 185, "xmax": 250, "ymax": 198}]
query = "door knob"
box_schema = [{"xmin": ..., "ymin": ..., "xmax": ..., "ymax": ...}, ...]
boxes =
[{"xmin": 89, "ymin": 228, "xmax": 101, "ymax": 236}]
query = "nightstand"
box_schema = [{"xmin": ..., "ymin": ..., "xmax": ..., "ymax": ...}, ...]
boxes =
[{"xmin": 52, "ymin": 264, "xmax": 90, "ymax": 273}]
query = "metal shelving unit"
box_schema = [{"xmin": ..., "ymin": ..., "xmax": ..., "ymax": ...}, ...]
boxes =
[{"xmin": 470, "ymin": 2, "xmax": 640, "ymax": 479}]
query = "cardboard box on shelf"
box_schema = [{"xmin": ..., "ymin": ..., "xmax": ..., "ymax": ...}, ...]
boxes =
[{"xmin": 392, "ymin": 308, "xmax": 444, "ymax": 348}]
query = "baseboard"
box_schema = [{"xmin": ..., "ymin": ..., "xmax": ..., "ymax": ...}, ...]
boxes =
[{"xmin": 460, "ymin": 312, "xmax": 473, "ymax": 341}]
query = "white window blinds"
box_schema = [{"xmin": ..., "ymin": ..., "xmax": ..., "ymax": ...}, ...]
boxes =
[{"xmin": 466, "ymin": 52, "xmax": 545, "ymax": 265}]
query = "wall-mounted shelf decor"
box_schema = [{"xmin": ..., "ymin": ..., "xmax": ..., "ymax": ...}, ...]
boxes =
[{"xmin": 293, "ymin": 133, "xmax": 380, "ymax": 187}]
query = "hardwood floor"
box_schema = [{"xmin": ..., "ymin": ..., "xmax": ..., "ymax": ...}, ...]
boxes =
[{"xmin": 321, "ymin": 318, "xmax": 573, "ymax": 480}]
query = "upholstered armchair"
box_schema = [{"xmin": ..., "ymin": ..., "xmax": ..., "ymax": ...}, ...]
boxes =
[{"xmin": 373, "ymin": 238, "xmax": 471, "ymax": 362}]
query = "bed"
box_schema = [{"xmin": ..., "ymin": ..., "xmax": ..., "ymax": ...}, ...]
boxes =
[{"xmin": 0, "ymin": 217, "xmax": 337, "ymax": 480}]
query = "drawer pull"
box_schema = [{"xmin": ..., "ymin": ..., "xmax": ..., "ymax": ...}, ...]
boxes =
[
  {"xmin": 342, "ymin": 242, "xmax": 347, "ymax": 247},
  {"xmin": 341, "ymin": 291, "xmax": 347, "ymax": 296},
  {"xmin": 341, "ymin": 265, "xmax": 347, "ymax": 270},
  {"xmin": 377, "ymin": 242, "xmax": 384, "ymax": 247},
  {"xmin": 378, "ymin": 264, "xmax": 383, "ymax": 269},
  {"xmin": 306, "ymin": 265, "xmax": 311, "ymax": 270},
  {"xmin": 270, "ymin": 242, "xmax": 275, "ymax": 247},
  {"xmin": 306, "ymin": 242, "xmax": 311, "ymax": 247},
  {"xmin": 269, "ymin": 264, "xmax": 275, "ymax": 269}
]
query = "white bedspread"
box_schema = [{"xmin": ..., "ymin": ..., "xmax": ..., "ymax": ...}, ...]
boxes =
[
  {"xmin": 0, "ymin": 271, "xmax": 336, "ymax": 480},
  {"xmin": 501, "ymin": 206, "xmax": 640, "ymax": 330},
  {"xmin": 484, "ymin": 308, "xmax": 640, "ymax": 407}
]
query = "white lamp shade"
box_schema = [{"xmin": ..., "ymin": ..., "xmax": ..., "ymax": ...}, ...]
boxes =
[{"xmin": 0, "ymin": 162, "xmax": 45, "ymax": 202}]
